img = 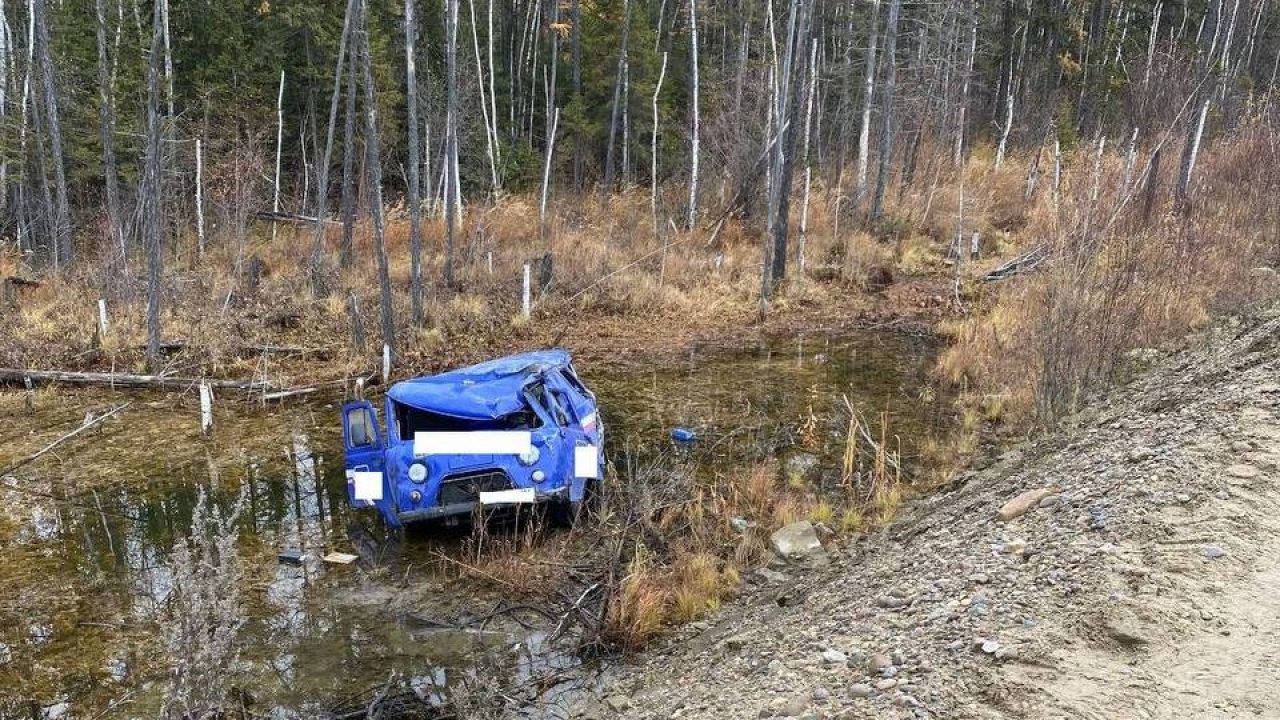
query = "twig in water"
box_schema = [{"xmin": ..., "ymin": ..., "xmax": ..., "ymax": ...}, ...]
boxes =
[{"xmin": 0, "ymin": 403, "xmax": 130, "ymax": 477}]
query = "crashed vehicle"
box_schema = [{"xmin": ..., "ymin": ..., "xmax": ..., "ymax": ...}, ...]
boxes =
[{"xmin": 341, "ymin": 350, "xmax": 604, "ymax": 527}]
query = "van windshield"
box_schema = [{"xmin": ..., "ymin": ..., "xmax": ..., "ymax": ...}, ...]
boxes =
[{"xmin": 394, "ymin": 401, "xmax": 541, "ymax": 437}]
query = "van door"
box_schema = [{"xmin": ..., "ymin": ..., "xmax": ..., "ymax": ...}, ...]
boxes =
[{"xmin": 342, "ymin": 400, "xmax": 386, "ymax": 508}]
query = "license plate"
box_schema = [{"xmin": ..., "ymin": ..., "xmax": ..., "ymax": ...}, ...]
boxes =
[{"xmin": 478, "ymin": 488, "xmax": 537, "ymax": 505}]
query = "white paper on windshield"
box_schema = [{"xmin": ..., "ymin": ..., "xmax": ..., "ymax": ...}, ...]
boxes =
[
  {"xmin": 479, "ymin": 488, "xmax": 537, "ymax": 505},
  {"xmin": 574, "ymin": 445, "xmax": 600, "ymax": 479},
  {"xmin": 415, "ymin": 431, "xmax": 532, "ymax": 456},
  {"xmin": 352, "ymin": 471, "xmax": 383, "ymax": 501}
]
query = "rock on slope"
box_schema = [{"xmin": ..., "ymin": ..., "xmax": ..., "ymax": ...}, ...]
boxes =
[{"xmin": 579, "ymin": 310, "xmax": 1280, "ymax": 719}]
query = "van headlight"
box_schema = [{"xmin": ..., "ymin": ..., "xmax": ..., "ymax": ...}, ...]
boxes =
[
  {"xmin": 519, "ymin": 446, "xmax": 540, "ymax": 466},
  {"xmin": 531, "ymin": 470, "xmax": 546, "ymax": 482},
  {"xmin": 408, "ymin": 463, "xmax": 428, "ymax": 483}
]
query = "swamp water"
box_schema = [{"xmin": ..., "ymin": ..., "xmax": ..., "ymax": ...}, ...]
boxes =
[{"xmin": 0, "ymin": 330, "xmax": 954, "ymax": 718}]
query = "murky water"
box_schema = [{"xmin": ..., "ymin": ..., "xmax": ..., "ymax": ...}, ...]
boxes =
[{"xmin": 0, "ymin": 330, "xmax": 952, "ymax": 717}]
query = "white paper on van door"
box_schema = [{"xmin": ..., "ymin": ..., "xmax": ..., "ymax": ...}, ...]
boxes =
[
  {"xmin": 574, "ymin": 445, "xmax": 600, "ymax": 479},
  {"xmin": 351, "ymin": 471, "xmax": 384, "ymax": 501}
]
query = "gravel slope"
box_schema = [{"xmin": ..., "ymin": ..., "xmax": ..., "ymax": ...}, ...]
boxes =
[{"xmin": 571, "ymin": 309, "xmax": 1280, "ymax": 719}]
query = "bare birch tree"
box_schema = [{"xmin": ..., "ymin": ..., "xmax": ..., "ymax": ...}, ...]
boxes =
[
  {"xmin": 95, "ymin": 0, "xmax": 124, "ymax": 265},
  {"xmin": 686, "ymin": 0, "xmax": 700, "ymax": 229},
  {"xmin": 1176, "ymin": 95, "xmax": 1211, "ymax": 207},
  {"xmin": 603, "ymin": 0, "xmax": 632, "ymax": 194},
  {"xmin": 307, "ymin": 0, "xmax": 359, "ymax": 292},
  {"xmin": 444, "ymin": 0, "xmax": 460, "ymax": 288},
  {"xmin": 870, "ymin": 0, "xmax": 900, "ymax": 222},
  {"xmin": 405, "ymin": 0, "xmax": 425, "ymax": 324},
  {"xmin": 467, "ymin": 0, "xmax": 498, "ymax": 193},
  {"xmin": 853, "ymin": 0, "xmax": 881, "ymax": 209},
  {"xmin": 270, "ymin": 70, "xmax": 284, "ymax": 244},
  {"xmin": 762, "ymin": 0, "xmax": 809, "ymax": 304},
  {"xmin": 142, "ymin": 0, "xmax": 164, "ymax": 366},
  {"xmin": 339, "ymin": 16, "xmax": 359, "ymax": 269},
  {"xmin": 652, "ymin": 50, "xmax": 668, "ymax": 244},
  {"xmin": 32, "ymin": 0, "xmax": 69, "ymax": 267},
  {"xmin": 359, "ymin": 0, "xmax": 396, "ymax": 359}
]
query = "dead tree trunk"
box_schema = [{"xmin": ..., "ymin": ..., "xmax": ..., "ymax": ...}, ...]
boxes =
[
  {"xmin": 602, "ymin": 0, "xmax": 632, "ymax": 195},
  {"xmin": 405, "ymin": 0, "xmax": 424, "ymax": 324},
  {"xmin": 444, "ymin": 0, "xmax": 460, "ymax": 287},
  {"xmin": 95, "ymin": 0, "xmax": 124, "ymax": 266},
  {"xmin": 339, "ymin": 17, "xmax": 359, "ymax": 269},
  {"xmin": 686, "ymin": 0, "xmax": 700, "ymax": 230},
  {"xmin": 32, "ymin": 0, "xmax": 69, "ymax": 267},
  {"xmin": 467, "ymin": 0, "xmax": 498, "ymax": 193},
  {"xmin": 870, "ymin": 0, "xmax": 901, "ymax": 222},
  {"xmin": 762, "ymin": 0, "xmax": 809, "ymax": 303},
  {"xmin": 308, "ymin": 0, "xmax": 359, "ymax": 291},
  {"xmin": 1175, "ymin": 95, "xmax": 1211, "ymax": 209},
  {"xmin": 651, "ymin": 51, "xmax": 668, "ymax": 244},
  {"xmin": 142, "ymin": 0, "xmax": 164, "ymax": 367},
  {"xmin": 359, "ymin": 0, "xmax": 396, "ymax": 359},
  {"xmin": 853, "ymin": 0, "xmax": 881, "ymax": 209}
]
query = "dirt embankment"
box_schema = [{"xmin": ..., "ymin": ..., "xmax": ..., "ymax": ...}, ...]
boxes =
[{"xmin": 574, "ymin": 309, "xmax": 1280, "ymax": 719}]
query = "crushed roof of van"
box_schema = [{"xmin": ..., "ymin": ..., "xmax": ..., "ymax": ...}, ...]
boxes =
[{"xmin": 385, "ymin": 349, "xmax": 572, "ymax": 420}]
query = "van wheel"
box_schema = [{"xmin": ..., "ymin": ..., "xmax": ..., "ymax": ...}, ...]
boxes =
[{"xmin": 555, "ymin": 480, "xmax": 599, "ymax": 528}]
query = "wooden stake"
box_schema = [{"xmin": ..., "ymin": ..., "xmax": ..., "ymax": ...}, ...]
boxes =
[
  {"xmin": 522, "ymin": 264, "xmax": 531, "ymax": 319},
  {"xmin": 199, "ymin": 383, "xmax": 213, "ymax": 434}
]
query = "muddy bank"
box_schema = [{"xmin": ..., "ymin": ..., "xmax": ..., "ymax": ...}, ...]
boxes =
[
  {"xmin": 579, "ymin": 309, "xmax": 1280, "ymax": 719},
  {"xmin": 0, "ymin": 327, "xmax": 957, "ymax": 718}
]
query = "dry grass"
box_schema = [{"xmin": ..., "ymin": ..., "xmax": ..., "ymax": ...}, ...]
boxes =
[
  {"xmin": 0, "ymin": 166, "xmax": 949, "ymax": 380},
  {"xmin": 937, "ymin": 114, "xmax": 1280, "ymax": 427},
  {"xmin": 597, "ymin": 397, "xmax": 917, "ymax": 647}
]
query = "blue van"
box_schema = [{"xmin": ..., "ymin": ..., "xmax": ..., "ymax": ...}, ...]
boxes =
[{"xmin": 341, "ymin": 350, "xmax": 604, "ymax": 527}]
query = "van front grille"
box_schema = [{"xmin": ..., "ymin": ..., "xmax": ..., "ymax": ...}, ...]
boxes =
[{"xmin": 436, "ymin": 470, "xmax": 513, "ymax": 505}]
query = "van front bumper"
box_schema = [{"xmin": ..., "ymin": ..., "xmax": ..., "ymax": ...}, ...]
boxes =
[{"xmin": 395, "ymin": 486, "xmax": 568, "ymax": 523}]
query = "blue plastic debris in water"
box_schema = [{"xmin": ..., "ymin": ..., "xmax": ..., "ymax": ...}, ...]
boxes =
[{"xmin": 671, "ymin": 427, "xmax": 697, "ymax": 443}]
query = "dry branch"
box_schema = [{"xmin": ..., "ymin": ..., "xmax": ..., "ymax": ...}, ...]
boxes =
[{"xmin": 0, "ymin": 403, "xmax": 130, "ymax": 477}]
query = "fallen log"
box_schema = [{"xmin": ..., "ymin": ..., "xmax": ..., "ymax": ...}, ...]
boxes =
[
  {"xmin": 128, "ymin": 342, "xmax": 334, "ymax": 360},
  {"xmin": 983, "ymin": 244, "xmax": 1048, "ymax": 282},
  {"xmin": 259, "ymin": 372, "xmax": 376, "ymax": 402},
  {"xmin": 253, "ymin": 209, "xmax": 340, "ymax": 226},
  {"xmin": 0, "ymin": 368, "xmax": 273, "ymax": 392},
  {"xmin": 2, "ymin": 276, "xmax": 40, "ymax": 305}
]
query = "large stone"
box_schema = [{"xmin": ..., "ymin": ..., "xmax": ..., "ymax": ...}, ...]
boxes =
[
  {"xmin": 821, "ymin": 648, "xmax": 848, "ymax": 665},
  {"xmin": 1102, "ymin": 608, "xmax": 1153, "ymax": 646},
  {"xmin": 770, "ymin": 521, "xmax": 826, "ymax": 562},
  {"xmin": 998, "ymin": 487, "xmax": 1060, "ymax": 521},
  {"xmin": 782, "ymin": 451, "xmax": 822, "ymax": 486},
  {"xmin": 603, "ymin": 694, "xmax": 632, "ymax": 712},
  {"xmin": 867, "ymin": 653, "xmax": 894, "ymax": 672},
  {"xmin": 1224, "ymin": 464, "xmax": 1260, "ymax": 479}
]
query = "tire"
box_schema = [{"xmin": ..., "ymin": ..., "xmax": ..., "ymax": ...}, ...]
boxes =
[{"xmin": 554, "ymin": 478, "xmax": 600, "ymax": 528}]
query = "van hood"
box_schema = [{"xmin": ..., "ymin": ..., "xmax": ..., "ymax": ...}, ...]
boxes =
[{"xmin": 385, "ymin": 349, "xmax": 572, "ymax": 420}]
